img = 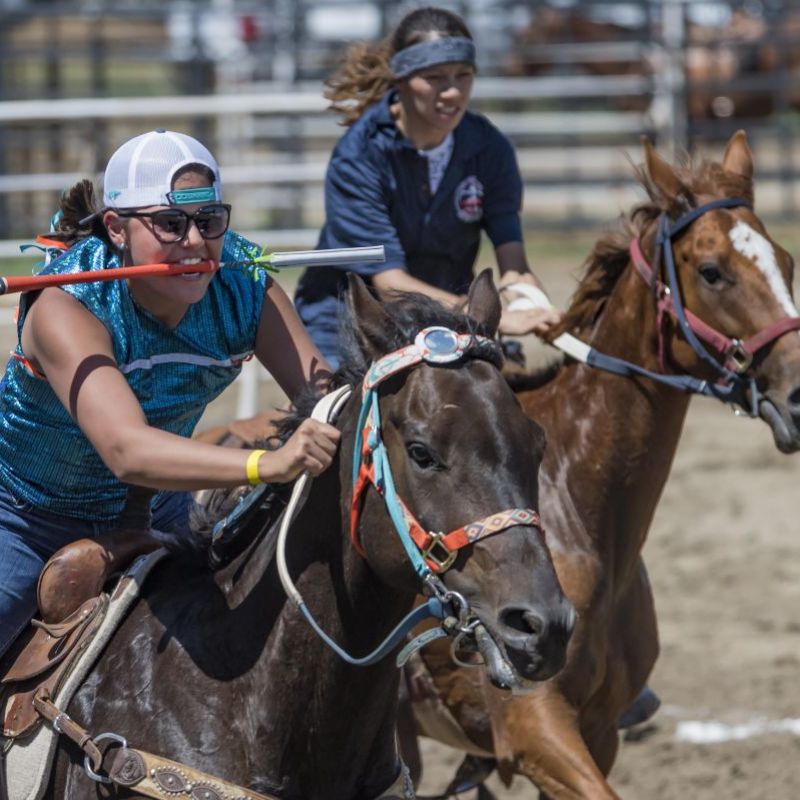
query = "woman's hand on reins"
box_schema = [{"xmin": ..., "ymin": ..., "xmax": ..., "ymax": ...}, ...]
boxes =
[
  {"xmin": 499, "ymin": 306, "xmax": 564, "ymax": 337},
  {"xmin": 262, "ymin": 419, "xmax": 341, "ymax": 482}
]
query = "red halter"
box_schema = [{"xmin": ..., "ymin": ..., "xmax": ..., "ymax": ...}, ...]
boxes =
[{"xmin": 630, "ymin": 236, "xmax": 800, "ymax": 375}]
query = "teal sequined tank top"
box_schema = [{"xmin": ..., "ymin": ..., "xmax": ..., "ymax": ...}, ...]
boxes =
[{"xmin": 0, "ymin": 231, "xmax": 269, "ymax": 520}]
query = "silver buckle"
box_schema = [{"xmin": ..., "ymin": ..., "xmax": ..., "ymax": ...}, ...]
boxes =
[{"xmin": 727, "ymin": 339, "xmax": 753, "ymax": 373}]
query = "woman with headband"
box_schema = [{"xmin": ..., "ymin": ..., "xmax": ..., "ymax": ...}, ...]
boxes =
[{"xmin": 295, "ymin": 6, "xmax": 562, "ymax": 366}]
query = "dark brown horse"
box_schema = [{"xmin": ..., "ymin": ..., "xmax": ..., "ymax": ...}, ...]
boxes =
[
  {"xmin": 408, "ymin": 131, "xmax": 800, "ymax": 798},
  {"xmin": 43, "ymin": 273, "xmax": 574, "ymax": 799}
]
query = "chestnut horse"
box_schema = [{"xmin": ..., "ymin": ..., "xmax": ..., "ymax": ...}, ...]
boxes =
[
  {"xmin": 39, "ymin": 273, "xmax": 574, "ymax": 799},
  {"xmin": 408, "ymin": 131, "xmax": 800, "ymax": 798}
]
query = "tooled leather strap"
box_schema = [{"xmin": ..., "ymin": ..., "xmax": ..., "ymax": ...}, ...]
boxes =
[
  {"xmin": 108, "ymin": 747, "xmax": 276, "ymax": 800},
  {"xmin": 32, "ymin": 690, "xmax": 275, "ymax": 800},
  {"xmin": 34, "ymin": 691, "xmax": 409, "ymax": 800},
  {"xmin": 109, "ymin": 750, "xmax": 414, "ymax": 800},
  {"xmin": 32, "ymin": 689, "xmax": 102, "ymax": 772}
]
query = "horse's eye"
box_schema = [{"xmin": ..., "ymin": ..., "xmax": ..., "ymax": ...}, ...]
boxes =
[
  {"xmin": 406, "ymin": 442, "xmax": 440, "ymax": 470},
  {"xmin": 699, "ymin": 263, "xmax": 722, "ymax": 286}
]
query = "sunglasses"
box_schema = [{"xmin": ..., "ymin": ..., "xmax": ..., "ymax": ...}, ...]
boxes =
[{"xmin": 116, "ymin": 203, "xmax": 231, "ymax": 244}]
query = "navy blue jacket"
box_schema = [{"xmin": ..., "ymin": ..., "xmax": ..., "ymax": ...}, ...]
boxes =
[{"xmin": 294, "ymin": 92, "xmax": 523, "ymax": 363}]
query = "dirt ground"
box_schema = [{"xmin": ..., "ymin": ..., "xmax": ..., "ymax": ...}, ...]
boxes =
[{"xmin": 0, "ymin": 237, "xmax": 797, "ymax": 799}]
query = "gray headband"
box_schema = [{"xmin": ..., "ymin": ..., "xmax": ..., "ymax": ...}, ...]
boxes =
[{"xmin": 390, "ymin": 36, "xmax": 476, "ymax": 79}]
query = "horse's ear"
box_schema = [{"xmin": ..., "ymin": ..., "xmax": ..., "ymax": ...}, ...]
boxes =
[
  {"xmin": 466, "ymin": 269, "xmax": 501, "ymax": 336},
  {"xmin": 641, "ymin": 135, "xmax": 688, "ymax": 204},
  {"xmin": 721, "ymin": 129, "xmax": 753, "ymax": 181},
  {"xmin": 346, "ymin": 273, "xmax": 398, "ymax": 358}
]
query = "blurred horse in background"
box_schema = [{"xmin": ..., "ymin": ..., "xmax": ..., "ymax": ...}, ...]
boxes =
[{"xmin": 505, "ymin": 1, "xmax": 800, "ymax": 120}]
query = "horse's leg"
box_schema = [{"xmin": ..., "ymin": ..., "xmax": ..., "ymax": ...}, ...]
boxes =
[{"xmin": 501, "ymin": 687, "xmax": 622, "ymax": 800}]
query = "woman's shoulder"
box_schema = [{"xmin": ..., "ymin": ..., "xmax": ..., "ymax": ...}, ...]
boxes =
[{"xmin": 458, "ymin": 110, "xmax": 515, "ymax": 152}]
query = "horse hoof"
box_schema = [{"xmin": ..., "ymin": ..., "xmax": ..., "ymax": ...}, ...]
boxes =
[{"xmin": 618, "ymin": 686, "xmax": 661, "ymax": 729}]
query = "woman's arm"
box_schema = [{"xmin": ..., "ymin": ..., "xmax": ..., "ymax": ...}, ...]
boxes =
[
  {"xmin": 495, "ymin": 241, "xmax": 543, "ymax": 289},
  {"xmin": 494, "ymin": 241, "xmax": 563, "ymax": 336},
  {"xmin": 22, "ymin": 288, "xmax": 338, "ymax": 489},
  {"xmin": 371, "ymin": 268, "xmax": 464, "ymax": 306},
  {"xmin": 254, "ymin": 280, "xmax": 334, "ymax": 401}
]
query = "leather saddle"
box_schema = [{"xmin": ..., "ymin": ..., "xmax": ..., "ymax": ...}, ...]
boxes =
[{"xmin": 0, "ymin": 528, "xmax": 161, "ymax": 739}]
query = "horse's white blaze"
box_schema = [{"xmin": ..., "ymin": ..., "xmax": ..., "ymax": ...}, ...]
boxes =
[{"xmin": 729, "ymin": 221, "xmax": 799, "ymax": 318}]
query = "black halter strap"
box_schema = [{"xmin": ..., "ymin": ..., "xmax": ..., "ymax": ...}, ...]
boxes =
[{"xmin": 655, "ymin": 197, "xmax": 758, "ymax": 414}]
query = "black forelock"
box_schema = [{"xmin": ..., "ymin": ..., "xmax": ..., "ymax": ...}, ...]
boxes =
[{"xmin": 280, "ymin": 290, "xmax": 504, "ymax": 437}]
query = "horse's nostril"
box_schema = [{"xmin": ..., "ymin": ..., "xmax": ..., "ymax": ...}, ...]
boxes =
[
  {"xmin": 788, "ymin": 385, "xmax": 800, "ymax": 410},
  {"xmin": 500, "ymin": 607, "xmax": 545, "ymax": 638},
  {"xmin": 522, "ymin": 610, "xmax": 545, "ymax": 637}
]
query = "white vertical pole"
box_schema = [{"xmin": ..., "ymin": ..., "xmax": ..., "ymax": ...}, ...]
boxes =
[
  {"xmin": 661, "ymin": 0, "xmax": 688, "ymax": 158},
  {"xmin": 236, "ymin": 358, "xmax": 259, "ymax": 419}
]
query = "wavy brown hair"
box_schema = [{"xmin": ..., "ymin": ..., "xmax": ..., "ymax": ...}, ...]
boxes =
[{"xmin": 326, "ymin": 6, "xmax": 473, "ymax": 125}]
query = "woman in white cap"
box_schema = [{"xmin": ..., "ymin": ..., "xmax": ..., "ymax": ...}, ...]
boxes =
[
  {"xmin": 0, "ymin": 129, "xmax": 339, "ymax": 658},
  {"xmin": 295, "ymin": 6, "xmax": 562, "ymax": 366}
]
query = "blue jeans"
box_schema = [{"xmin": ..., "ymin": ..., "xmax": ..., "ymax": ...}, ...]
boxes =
[{"xmin": 0, "ymin": 486, "xmax": 191, "ymax": 660}]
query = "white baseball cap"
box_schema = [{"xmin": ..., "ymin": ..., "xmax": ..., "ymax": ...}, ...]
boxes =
[{"xmin": 102, "ymin": 129, "xmax": 222, "ymax": 209}]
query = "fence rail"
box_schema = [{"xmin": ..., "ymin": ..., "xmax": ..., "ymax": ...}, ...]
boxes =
[{"xmin": 3, "ymin": 0, "xmax": 800, "ymax": 251}]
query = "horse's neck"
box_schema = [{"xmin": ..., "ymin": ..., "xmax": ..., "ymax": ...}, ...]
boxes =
[
  {"xmin": 248, "ymin": 446, "xmax": 411, "ymax": 798},
  {"xmin": 537, "ymin": 263, "xmax": 691, "ymax": 560}
]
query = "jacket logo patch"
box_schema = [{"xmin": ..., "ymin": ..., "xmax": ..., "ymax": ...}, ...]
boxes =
[{"xmin": 454, "ymin": 176, "xmax": 484, "ymax": 223}]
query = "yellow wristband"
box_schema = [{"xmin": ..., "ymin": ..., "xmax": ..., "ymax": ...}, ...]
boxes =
[{"xmin": 246, "ymin": 449, "xmax": 267, "ymax": 486}]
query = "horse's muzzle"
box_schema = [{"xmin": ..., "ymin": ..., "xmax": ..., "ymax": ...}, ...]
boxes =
[
  {"xmin": 760, "ymin": 393, "xmax": 800, "ymax": 453},
  {"xmin": 493, "ymin": 598, "xmax": 576, "ymax": 683}
]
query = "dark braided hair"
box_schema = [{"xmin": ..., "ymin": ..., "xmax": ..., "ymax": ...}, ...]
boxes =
[{"xmin": 45, "ymin": 179, "xmax": 112, "ymax": 248}]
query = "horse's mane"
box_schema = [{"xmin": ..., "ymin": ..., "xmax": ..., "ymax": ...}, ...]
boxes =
[
  {"xmin": 173, "ymin": 290, "xmax": 503, "ymax": 560},
  {"xmin": 548, "ymin": 155, "xmax": 754, "ymax": 339},
  {"xmin": 284, "ymin": 289, "xmax": 503, "ymax": 427}
]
